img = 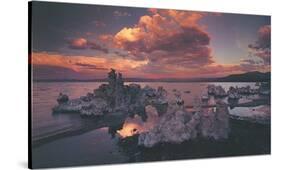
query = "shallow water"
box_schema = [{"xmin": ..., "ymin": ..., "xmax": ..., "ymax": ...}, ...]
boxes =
[{"xmin": 31, "ymin": 82, "xmax": 269, "ymax": 168}]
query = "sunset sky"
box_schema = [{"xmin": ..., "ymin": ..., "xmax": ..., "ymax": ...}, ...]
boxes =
[{"xmin": 31, "ymin": 2, "xmax": 271, "ymax": 80}]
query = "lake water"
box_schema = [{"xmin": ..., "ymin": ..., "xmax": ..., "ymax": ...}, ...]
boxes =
[{"xmin": 31, "ymin": 82, "xmax": 269, "ymax": 168}]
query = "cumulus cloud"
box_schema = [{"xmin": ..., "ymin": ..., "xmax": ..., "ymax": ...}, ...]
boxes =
[
  {"xmin": 98, "ymin": 34, "xmax": 115, "ymax": 48},
  {"xmin": 239, "ymin": 58, "xmax": 269, "ymax": 73},
  {"xmin": 248, "ymin": 25, "xmax": 271, "ymax": 65},
  {"xmin": 240, "ymin": 59, "xmax": 258, "ymax": 65},
  {"xmin": 75, "ymin": 62, "xmax": 107, "ymax": 70},
  {"xmin": 68, "ymin": 38, "xmax": 88, "ymax": 49},
  {"xmin": 31, "ymin": 52, "xmax": 148, "ymax": 74},
  {"xmin": 113, "ymin": 9, "xmax": 213, "ymax": 68},
  {"xmin": 113, "ymin": 51, "xmax": 130, "ymax": 58},
  {"xmin": 93, "ymin": 20, "xmax": 106, "ymax": 27},
  {"xmin": 113, "ymin": 10, "xmax": 131, "ymax": 17},
  {"xmin": 56, "ymin": 10, "xmax": 270, "ymax": 79},
  {"xmin": 87, "ymin": 41, "xmax": 109, "ymax": 53},
  {"xmin": 99, "ymin": 34, "xmax": 114, "ymax": 42},
  {"xmin": 68, "ymin": 38, "xmax": 108, "ymax": 53}
]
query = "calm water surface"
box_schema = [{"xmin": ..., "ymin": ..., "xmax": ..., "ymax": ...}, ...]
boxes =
[{"xmin": 32, "ymin": 82, "xmax": 262, "ymax": 168}]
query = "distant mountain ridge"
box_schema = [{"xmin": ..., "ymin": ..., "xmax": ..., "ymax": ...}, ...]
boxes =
[
  {"xmin": 34, "ymin": 71, "xmax": 271, "ymax": 82},
  {"xmin": 217, "ymin": 71, "xmax": 270, "ymax": 82}
]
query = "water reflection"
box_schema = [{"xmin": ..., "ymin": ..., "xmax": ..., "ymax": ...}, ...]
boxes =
[
  {"xmin": 33, "ymin": 82, "xmax": 270, "ymax": 142},
  {"xmin": 117, "ymin": 106, "xmax": 160, "ymax": 138},
  {"xmin": 32, "ymin": 82, "xmax": 271, "ymax": 168},
  {"xmin": 117, "ymin": 123, "xmax": 141, "ymax": 138}
]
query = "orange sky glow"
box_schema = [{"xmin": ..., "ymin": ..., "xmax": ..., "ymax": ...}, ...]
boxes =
[{"xmin": 31, "ymin": 5, "xmax": 270, "ymax": 80}]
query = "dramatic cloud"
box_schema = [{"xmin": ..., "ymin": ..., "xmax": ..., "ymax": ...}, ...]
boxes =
[
  {"xmin": 68, "ymin": 38, "xmax": 88, "ymax": 49},
  {"xmin": 75, "ymin": 63, "xmax": 108, "ymax": 70},
  {"xmin": 93, "ymin": 20, "xmax": 106, "ymax": 27},
  {"xmin": 113, "ymin": 51, "xmax": 130, "ymax": 58},
  {"xmin": 113, "ymin": 10, "xmax": 131, "ymax": 17},
  {"xmin": 31, "ymin": 52, "xmax": 148, "ymax": 74},
  {"xmin": 113, "ymin": 9, "xmax": 213, "ymax": 68},
  {"xmin": 99, "ymin": 34, "xmax": 114, "ymax": 42},
  {"xmin": 88, "ymin": 41, "xmax": 109, "ymax": 53},
  {"xmin": 133, "ymin": 62, "xmax": 243, "ymax": 79},
  {"xmin": 249, "ymin": 25, "xmax": 271, "ymax": 50},
  {"xmin": 248, "ymin": 25, "xmax": 271, "ymax": 65},
  {"xmin": 32, "ymin": 65, "xmax": 91, "ymax": 80},
  {"xmin": 240, "ymin": 59, "xmax": 258, "ymax": 65},
  {"xmin": 239, "ymin": 58, "xmax": 269, "ymax": 72},
  {"xmin": 31, "ymin": 3, "xmax": 271, "ymax": 80},
  {"xmin": 68, "ymin": 38, "xmax": 109, "ymax": 53}
]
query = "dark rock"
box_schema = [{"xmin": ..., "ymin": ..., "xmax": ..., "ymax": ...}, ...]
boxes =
[
  {"xmin": 56, "ymin": 93, "xmax": 69, "ymax": 104},
  {"xmin": 53, "ymin": 69, "xmax": 169, "ymax": 118}
]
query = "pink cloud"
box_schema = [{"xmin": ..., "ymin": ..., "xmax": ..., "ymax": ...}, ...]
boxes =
[
  {"xmin": 113, "ymin": 9, "xmax": 213, "ymax": 68},
  {"xmin": 248, "ymin": 25, "xmax": 271, "ymax": 65},
  {"xmin": 68, "ymin": 38, "xmax": 108, "ymax": 53},
  {"xmin": 68, "ymin": 38, "xmax": 88, "ymax": 49}
]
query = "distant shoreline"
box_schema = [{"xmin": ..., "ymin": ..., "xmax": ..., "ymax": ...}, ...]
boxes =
[
  {"xmin": 33, "ymin": 80, "xmax": 270, "ymax": 83},
  {"xmin": 32, "ymin": 71, "xmax": 271, "ymax": 83}
]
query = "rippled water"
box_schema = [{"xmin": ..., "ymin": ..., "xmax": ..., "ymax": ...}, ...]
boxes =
[{"xmin": 31, "ymin": 82, "xmax": 264, "ymax": 168}]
